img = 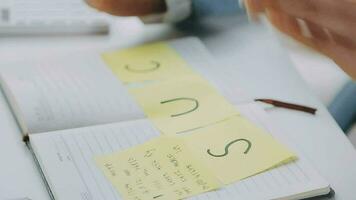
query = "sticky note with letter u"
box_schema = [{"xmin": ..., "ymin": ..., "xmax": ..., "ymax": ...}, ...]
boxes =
[
  {"xmin": 102, "ymin": 42, "xmax": 193, "ymax": 83},
  {"xmin": 95, "ymin": 136, "xmax": 221, "ymax": 200},
  {"xmin": 184, "ymin": 117, "xmax": 297, "ymax": 184},
  {"xmin": 129, "ymin": 75, "xmax": 239, "ymax": 134}
]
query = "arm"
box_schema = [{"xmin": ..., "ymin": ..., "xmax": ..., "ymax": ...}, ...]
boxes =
[
  {"xmin": 86, "ymin": 0, "xmax": 167, "ymax": 16},
  {"xmin": 87, "ymin": 0, "xmax": 243, "ymax": 23}
]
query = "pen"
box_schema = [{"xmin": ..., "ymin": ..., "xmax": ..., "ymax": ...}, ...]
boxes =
[{"xmin": 255, "ymin": 99, "xmax": 317, "ymax": 115}]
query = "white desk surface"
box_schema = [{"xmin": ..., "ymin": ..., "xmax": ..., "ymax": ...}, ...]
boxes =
[{"xmin": 1, "ymin": 16, "xmax": 356, "ymax": 200}]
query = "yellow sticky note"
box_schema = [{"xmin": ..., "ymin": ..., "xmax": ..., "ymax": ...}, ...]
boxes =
[
  {"xmin": 102, "ymin": 42, "xmax": 193, "ymax": 83},
  {"xmin": 184, "ymin": 117, "xmax": 297, "ymax": 184},
  {"xmin": 130, "ymin": 75, "xmax": 238, "ymax": 134},
  {"xmin": 96, "ymin": 136, "xmax": 221, "ymax": 200}
]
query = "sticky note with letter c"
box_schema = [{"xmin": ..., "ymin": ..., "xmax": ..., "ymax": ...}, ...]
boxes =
[
  {"xmin": 183, "ymin": 117, "xmax": 297, "ymax": 184},
  {"xmin": 129, "ymin": 75, "xmax": 239, "ymax": 134},
  {"xmin": 95, "ymin": 136, "xmax": 221, "ymax": 200},
  {"xmin": 102, "ymin": 42, "xmax": 193, "ymax": 83}
]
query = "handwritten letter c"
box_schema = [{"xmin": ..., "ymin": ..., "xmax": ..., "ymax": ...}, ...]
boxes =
[{"xmin": 125, "ymin": 60, "xmax": 160, "ymax": 73}]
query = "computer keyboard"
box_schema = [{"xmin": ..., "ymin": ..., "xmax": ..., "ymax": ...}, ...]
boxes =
[{"xmin": 0, "ymin": 0, "xmax": 110, "ymax": 35}]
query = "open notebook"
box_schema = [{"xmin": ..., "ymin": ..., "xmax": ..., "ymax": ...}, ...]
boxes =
[{"xmin": 0, "ymin": 37, "xmax": 330, "ymax": 200}]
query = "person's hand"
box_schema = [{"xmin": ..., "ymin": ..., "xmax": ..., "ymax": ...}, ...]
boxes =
[
  {"xmin": 86, "ymin": 0, "xmax": 166, "ymax": 16},
  {"xmin": 245, "ymin": 0, "xmax": 356, "ymax": 79}
]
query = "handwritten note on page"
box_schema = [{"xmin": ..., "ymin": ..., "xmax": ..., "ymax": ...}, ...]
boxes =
[
  {"xmin": 184, "ymin": 117, "xmax": 297, "ymax": 184},
  {"xmin": 129, "ymin": 75, "xmax": 238, "ymax": 134},
  {"xmin": 96, "ymin": 136, "xmax": 221, "ymax": 200},
  {"xmin": 102, "ymin": 42, "xmax": 193, "ymax": 83}
]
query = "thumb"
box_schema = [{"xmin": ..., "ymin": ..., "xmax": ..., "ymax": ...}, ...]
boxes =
[{"xmin": 245, "ymin": 0, "xmax": 266, "ymax": 20}]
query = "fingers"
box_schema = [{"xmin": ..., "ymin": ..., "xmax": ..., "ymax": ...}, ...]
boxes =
[
  {"xmin": 250, "ymin": 0, "xmax": 356, "ymax": 78},
  {"xmin": 86, "ymin": 0, "xmax": 166, "ymax": 16},
  {"xmin": 266, "ymin": 8, "xmax": 314, "ymax": 47},
  {"xmin": 263, "ymin": 0, "xmax": 356, "ymax": 43},
  {"xmin": 266, "ymin": 8, "xmax": 356, "ymax": 79},
  {"xmin": 310, "ymin": 26, "xmax": 356, "ymax": 79},
  {"xmin": 245, "ymin": 0, "xmax": 265, "ymax": 20},
  {"xmin": 246, "ymin": 0, "xmax": 356, "ymax": 44},
  {"xmin": 316, "ymin": 31, "xmax": 356, "ymax": 79}
]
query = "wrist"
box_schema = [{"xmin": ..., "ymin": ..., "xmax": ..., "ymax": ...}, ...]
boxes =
[{"xmin": 140, "ymin": 0, "xmax": 192, "ymax": 23}]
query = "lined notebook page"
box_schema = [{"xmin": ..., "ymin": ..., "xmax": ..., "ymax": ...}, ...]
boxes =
[
  {"xmin": 31, "ymin": 120, "xmax": 159, "ymax": 200},
  {"xmin": 30, "ymin": 103, "xmax": 329, "ymax": 200},
  {"xmin": 0, "ymin": 53, "xmax": 144, "ymax": 134},
  {"xmin": 0, "ymin": 37, "xmax": 248, "ymax": 134}
]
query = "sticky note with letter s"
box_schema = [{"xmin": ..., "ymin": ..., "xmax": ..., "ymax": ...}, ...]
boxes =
[
  {"xmin": 129, "ymin": 75, "xmax": 238, "ymax": 134},
  {"xmin": 95, "ymin": 136, "xmax": 221, "ymax": 200},
  {"xmin": 102, "ymin": 42, "xmax": 193, "ymax": 83},
  {"xmin": 184, "ymin": 117, "xmax": 297, "ymax": 184}
]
